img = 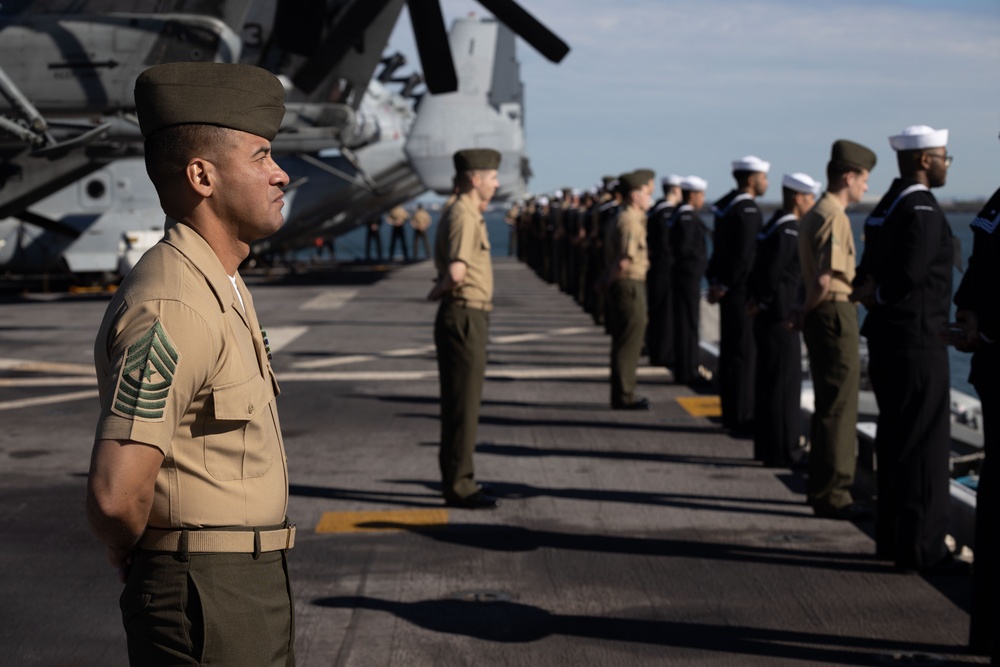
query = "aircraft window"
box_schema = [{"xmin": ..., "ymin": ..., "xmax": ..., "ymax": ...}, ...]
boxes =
[{"xmin": 86, "ymin": 180, "xmax": 106, "ymax": 200}]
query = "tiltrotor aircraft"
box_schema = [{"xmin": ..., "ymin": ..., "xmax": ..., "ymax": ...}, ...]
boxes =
[{"xmin": 0, "ymin": 0, "xmax": 568, "ymax": 280}]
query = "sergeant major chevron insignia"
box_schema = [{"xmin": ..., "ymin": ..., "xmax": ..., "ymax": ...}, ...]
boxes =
[{"xmin": 112, "ymin": 320, "xmax": 181, "ymax": 421}]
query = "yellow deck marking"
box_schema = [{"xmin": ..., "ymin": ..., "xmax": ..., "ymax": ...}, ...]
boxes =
[
  {"xmin": 316, "ymin": 509, "xmax": 449, "ymax": 534},
  {"xmin": 676, "ymin": 395, "xmax": 722, "ymax": 417}
]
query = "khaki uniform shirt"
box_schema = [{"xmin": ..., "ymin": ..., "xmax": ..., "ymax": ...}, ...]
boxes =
[
  {"xmin": 94, "ymin": 220, "xmax": 288, "ymax": 529},
  {"xmin": 411, "ymin": 209, "xmax": 432, "ymax": 232},
  {"xmin": 434, "ymin": 192, "xmax": 493, "ymax": 303},
  {"xmin": 606, "ymin": 206, "xmax": 649, "ymax": 281},
  {"xmin": 798, "ymin": 192, "xmax": 855, "ymax": 296},
  {"xmin": 387, "ymin": 206, "xmax": 409, "ymax": 227}
]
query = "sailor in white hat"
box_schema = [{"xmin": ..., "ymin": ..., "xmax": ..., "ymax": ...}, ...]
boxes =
[
  {"xmin": 746, "ymin": 172, "xmax": 818, "ymax": 468},
  {"xmin": 646, "ymin": 174, "xmax": 686, "ymax": 368},
  {"xmin": 667, "ymin": 176, "xmax": 709, "ymax": 385},
  {"xmin": 706, "ymin": 155, "xmax": 770, "ymax": 432},
  {"xmin": 858, "ymin": 124, "xmax": 959, "ymax": 573}
]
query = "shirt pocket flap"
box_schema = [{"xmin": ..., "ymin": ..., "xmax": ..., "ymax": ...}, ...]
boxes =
[{"xmin": 212, "ymin": 372, "xmax": 271, "ymax": 421}]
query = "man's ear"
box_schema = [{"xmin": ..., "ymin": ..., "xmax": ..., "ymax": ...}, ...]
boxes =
[{"xmin": 186, "ymin": 158, "xmax": 214, "ymax": 197}]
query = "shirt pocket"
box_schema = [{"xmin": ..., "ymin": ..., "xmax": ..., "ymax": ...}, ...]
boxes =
[{"xmin": 205, "ymin": 372, "xmax": 275, "ymax": 481}]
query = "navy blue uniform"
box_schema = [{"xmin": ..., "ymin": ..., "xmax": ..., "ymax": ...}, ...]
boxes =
[
  {"xmin": 707, "ymin": 190, "xmax": 762, "ymax": 430},
  {"xmin": 669, "ymin": 204, "xmax": 707, "ymax": 384},
  {"xmin": 860, "ymin": 178, "xmax": 953, "ymax": 570},
  {"xmin": 646, "ymin": 198, "xmax": 676, "ymax": 367},
  {"xmin": 748, "ymin": 211, "xmax": 802, "ymax": 466},
  {"xmin": 954, "ymin": 187, "xmax": 1000, "ymax": 659}
]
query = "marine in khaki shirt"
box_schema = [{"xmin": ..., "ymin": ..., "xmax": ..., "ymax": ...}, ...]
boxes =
[
  {"xmin": 606, "ymin": 206, "xmax": 650, "ymax": 282},
  {"xmin": 94, "ymin": 219, "xmax": 289, "ymax": 530},
  {"xmin": 427, "ymin": 148, "xmax": 502, "ymax": 510},
  {"xmin": 795, "ymin": 139, "xmax": 876, "ymax": 522},
  {"xmin": 434, "ymin": 191, "xmax": 494, "ymax": 304},
  {"xmin": 606, "ymin": 169, "xmax": 655, "ymax": 410},
  {"xmin": 86, "ymin": 62, "xmax": 296, "ymax": 666},
  {"xmin": 798, "ymin": 191, "xmax": 855, "ymax": 301}
]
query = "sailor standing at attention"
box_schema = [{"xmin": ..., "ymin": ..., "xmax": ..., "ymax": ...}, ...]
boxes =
[
  {"xmin": 646, "ymin": 175, "xmax": 684, "ymax": 369},
  {"xmin": 855, "ymin": 125, "xmax": 960, "ymax": 573},
  {"xmin": 706, "ymin": 156, "xmax": 769, "ymax": 434},
  {"xmin": 427, "ymin": 149, "xmax": 502, "ymax": 510},
  {"xmin": 86, "ymin": 62, "xmax": 296, "ymax": 665},
  {"xmin": 747, "ymin": 173, "xmax": 818, "ymax": 467},
  {"xmin": 947, "ymin": 174, "xmax": 1000, "ymax": 660},
  {"xmin": 605, "ymin": 169, "xmax": 655, "ymax": 410},
  {"xmin": 668, "ymin": 176, "xmax": 709, "ymax": 385},
  {"xmin": 797, "ymin": 139, "xmax": 875, "ymax": 521}
]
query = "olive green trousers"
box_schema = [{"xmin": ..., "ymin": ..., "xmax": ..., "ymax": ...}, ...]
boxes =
[
  {"xmin": 121, "ymin": 549, "xmax": 295, "ymax": 666},
  {"xmin": 802, "ymin": 301, "xmax": 859, "ymax": 511},
  {"xmin": 608, "ymin": 279, "xmax": 648, "ymax": 407},
  {"xmin": 435, "ymin": 301, "xmax": 489, "ymax": 500}
]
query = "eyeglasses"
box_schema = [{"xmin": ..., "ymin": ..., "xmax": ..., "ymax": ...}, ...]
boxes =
[{"xmin": 928, "ymin": 153, "xmax": 953, "ymax": 167}]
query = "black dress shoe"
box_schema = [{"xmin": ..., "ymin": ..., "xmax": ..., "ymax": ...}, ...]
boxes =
[
  {"xmin": 444, "ymin": 491, "xmax": 500, "ymax": 510},
  {"xmin": 612, "ymin": 397, "xmax": 652, "ymax": 410},
  {"xmin": 814, "ymin": 503, "xmax": 874, "ymax": 522}
]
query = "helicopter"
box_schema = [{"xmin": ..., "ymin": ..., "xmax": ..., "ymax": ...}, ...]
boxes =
[{"xmin": 0, "ymin": 0, "xmax": 568, "ymax": 280}]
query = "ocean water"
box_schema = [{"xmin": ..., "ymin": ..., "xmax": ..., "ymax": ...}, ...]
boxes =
[{"xmin": 330, "ymin": 206, "xmax": 978, "ymax": 395}]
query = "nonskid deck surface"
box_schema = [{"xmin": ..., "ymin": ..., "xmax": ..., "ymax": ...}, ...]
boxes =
[{"xmin": 0, "ymin": 258, "xmax": 984, "ymax": 666}]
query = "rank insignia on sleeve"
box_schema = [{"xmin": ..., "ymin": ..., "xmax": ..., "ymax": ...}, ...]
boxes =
[{"xmin": 112, "ymin": 320, "xmax": 180, "ymax": 421}]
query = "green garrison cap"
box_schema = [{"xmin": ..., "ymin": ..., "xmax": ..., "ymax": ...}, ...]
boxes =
[
  {"xmin": 619, "ymin": 169, "xmax": 654, "ymax": 193},
  {"xmin": 134, "ymin": 62, "xmax": 286, "ymax": 140},
  {"xmin": 453, "ymin": 148, "xmax": 502, "ymax": 172},
  {"xmin": 831, "ymin": 139, "xmax": 877, "ymax": 171}
]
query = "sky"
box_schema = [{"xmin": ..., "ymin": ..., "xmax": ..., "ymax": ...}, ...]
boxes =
[{"xmin": 387, "ymin": 0, "xmax": 1000, "ymax": 203}]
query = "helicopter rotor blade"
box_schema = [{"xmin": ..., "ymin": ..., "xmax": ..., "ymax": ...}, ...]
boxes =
[
  {"xmin": 475, "ymin": 0, "xmax": 570, "ymax": 63},
  {"xmin": 406, "ymin": 0, "xmax": 458, "ymax": 94},
  {"xmin": 291, "ymin": 0, "xmax": 395, "ymax": 94}
]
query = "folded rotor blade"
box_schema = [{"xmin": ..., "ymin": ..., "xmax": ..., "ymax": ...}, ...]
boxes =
[
  {"xmin": 292, "ymin": 0, "xmax": 395, "ymax": 94},
  {"xmin": 407, "ymin": 0, "xmax": 458, "ymax": 94},
  {"xmin": 476, "ymin": 0, "xmax": 570, "ymax": 63}
]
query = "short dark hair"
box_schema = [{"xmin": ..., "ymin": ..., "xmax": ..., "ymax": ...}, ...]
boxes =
[
  {"xmin": 143, "ymin": 124, "xmax": 231, "ymax": 188},
  {"xmin": 826, "ymin": 160, "xmax": 863, "ymax": 186},
  {"xmin": 733, "ymin": 170, "xmax": 755, "ymax": 189},
  {"xmin": 782, "ymin": 187, "xmax": 801, "ymax": 210}
]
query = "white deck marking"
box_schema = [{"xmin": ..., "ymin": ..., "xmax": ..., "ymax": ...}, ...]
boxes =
[
  {"xmin": 278, "ymin": 366, "xmax": 669, "ymax": 383},
  {"xmin": 490, "ymin": 327, "xmax": 590, "ymax": 344},
  {"xmin": 0, "ymin": 377, "xmax": 97, "ymax": 387},
  {"xmin": 291, "ymin": 326, "xmax": 591, "ymax": 370},
  {"xmin": 0, "ymin": 358, "xmax": 94, "ymax": 375},
  {"xmin": 265, "ymin": 326, "xmax": 308, "ymax": 354},
  {"xmin": 0, "ymin": 389, "xmax": 99, "ymax": 411},
  {"xmin": 300, "ymin": 289, "xmax": 358, "ymax": 310}
]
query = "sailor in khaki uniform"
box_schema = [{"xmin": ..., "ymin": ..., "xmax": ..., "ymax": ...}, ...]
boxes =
[
  {"xmin": 606, "ymin": 169, "xmax": 654, "ymax": 410},
  {"xmin": 427, "ymin": 149, "xmax": 502, "ymax": 510},
  {"xmin": 86, "ymin": 62, "xmax": 295, "ymax": 666}
]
